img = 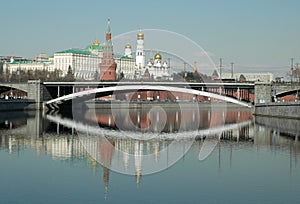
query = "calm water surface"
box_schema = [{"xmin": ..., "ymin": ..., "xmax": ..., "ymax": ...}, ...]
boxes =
[{"xmin": 0, "ymin": 106, "xmax": 299, "ymax": 203}]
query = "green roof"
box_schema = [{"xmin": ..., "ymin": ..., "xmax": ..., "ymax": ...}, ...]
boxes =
[
  {"xmin": 9, "ymin": 60, "xmax": 50, "ymax": 64},
  {"xmin": 121, "ymin": 55, "xmax": 133, "ymax": 59},
  {"xmin": 114, "ymin": 53, "xmax": 133, "ymax": 59},
  {"xmin": 56, "ymin": 49, "xmax": 92, "ymax": 55}
]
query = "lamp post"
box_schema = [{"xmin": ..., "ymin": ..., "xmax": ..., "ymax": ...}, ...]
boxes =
[
  {"xmin": 168, "ymin": 57, "xmax": 170, "ymax": 77},
  {"xmin": 230, "ymin": 62, "xmax": 234, "ymax": 79},
  {"xmin": 17, "ymin": 63, "xmax": 20, "ymax": 83},
  {"xmin": 219, "ymin": 58, "xmax": 223, "ymax": 80},
  {"xmin": 183, "ymin": 62, "xmax": 187, "ymax": 78},
  {"xmin": 291, "ymin": 58, "xmax": 294, "ymax": 84},
  {"xmin": 291, "ymin": 67, "xmax": 294, "ymax": 84}
]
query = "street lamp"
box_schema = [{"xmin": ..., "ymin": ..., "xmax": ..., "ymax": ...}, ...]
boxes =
[
  {"xmin": 291, "ymin": 67, "xmax": 294, "ymax": 84},
  {"xmin": 291, "ymin": 58, "xmax": 294, "ymax": 84},
  {"xmin": 17, "ymin": 64, "xmax": 20, "ymax": 83},
  {"xmin": 219, "ymin": 58, "xmax": 223, "ymax": 80}
]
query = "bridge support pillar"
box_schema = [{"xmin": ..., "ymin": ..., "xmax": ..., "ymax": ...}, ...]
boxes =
[
  {"xmin": 254, "ymin": 82, "xmax": 272, "ymax": 104},
  {"xmin": 27, "ymin": 80, "xmax": 43, "ymax": 110},
  {"xmin": 57, "ymin": 86, "xmax": 60, "ymax": 97}
]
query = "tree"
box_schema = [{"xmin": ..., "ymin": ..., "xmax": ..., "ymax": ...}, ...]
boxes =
[
  {"xmin": 65, "ymin": 65, "xmax": 74, "ymax": 81},
  {"xmin": 120, "ymin": 71, "xmax": 124, "ymax": 80}
]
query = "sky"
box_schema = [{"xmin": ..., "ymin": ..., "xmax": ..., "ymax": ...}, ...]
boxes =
[{"xmin": 1, "ymin": 0, "xmax": 300, "ymax": 77}]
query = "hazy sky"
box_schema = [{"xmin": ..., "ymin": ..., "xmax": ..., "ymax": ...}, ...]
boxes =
[{"xmin": 1, "ymin": 0, "xmax": 299, "ymax": 77}]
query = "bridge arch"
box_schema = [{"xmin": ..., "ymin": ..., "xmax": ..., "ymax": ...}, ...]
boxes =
[
  {"xmin": 46, "ymin": 85, "xmax": 252, "ymax": 108},
  {"xmin": 276, "ymin": 88, "xmax": 300, "ymax": 98},
  {"xmin": 0, "ymin": 83, "xmax": 28, "ymax": 93}
]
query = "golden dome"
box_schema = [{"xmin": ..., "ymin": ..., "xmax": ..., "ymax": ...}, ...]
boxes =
[
  {"xmin": 125, "ymin": 44, "xmax": 131, "ymax": 49},
  {"xmin": 137, "ymin": 31, "xmax": 144, "ymax": 39},
  {"xmin": 154, "ymin": 52, "xmax": 162, "ymax": 60},
  {"xmin": 92, "ymin": 40, "xmax": 100, "ymax": 46}
]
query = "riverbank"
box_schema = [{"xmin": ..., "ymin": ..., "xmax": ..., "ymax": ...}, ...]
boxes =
[{"xmin": 254, "ymin": 102, "xmax": 300, "ymax": 119}]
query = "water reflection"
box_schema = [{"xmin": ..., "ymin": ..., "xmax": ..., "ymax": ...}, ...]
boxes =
[{"xmin": 0, "ymin": 108, "xmax": 299, "ymax": 197}]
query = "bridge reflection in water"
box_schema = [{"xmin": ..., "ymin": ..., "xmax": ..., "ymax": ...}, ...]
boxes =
[{"xmin": 0, "ymin": 107, "xmax": 299, "ymax": 195}]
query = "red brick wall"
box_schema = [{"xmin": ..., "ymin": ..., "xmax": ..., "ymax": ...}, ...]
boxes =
[{"xmin": 100, "ymin": 53, "xmax": 116, "ymax": 81}]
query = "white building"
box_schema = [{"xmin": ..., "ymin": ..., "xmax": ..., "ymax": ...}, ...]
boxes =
[
  {"xmin": 53, "ymin": 40, "xmax": 102, "ymax": 80},
  {"xmin": 145, "ymin": 52, "xmax": 172, "ymax": 80},
  {"xmin": 3, "ymin": 40, "xmax": 102, "ymax": 81},
  {"xmin": 221, "ymin": 72, "xmax": 274, "ymax": 82},
  {"xmin": 115, "ymin": 44, "xmax": 136, "ymax": 79},
  {"xmin": 3, "ymin": 56, "xmax": 53, "ymax": 75},
  {"xmin": 118, "ymin": 30, "xmax": 173, "ymax": 80}
]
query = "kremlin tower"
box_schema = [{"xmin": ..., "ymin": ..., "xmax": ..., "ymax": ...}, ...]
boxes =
[
  {"xmin": 100, "ymin": 19, "xmax": 117, "ymax": 81},
  {"xmin": 194, "ymin": 61, "xmax": 198, "ymax": 74},
  {"xmin": 136, "ymin": 29, "xmax": 145, "ymax": 68}
]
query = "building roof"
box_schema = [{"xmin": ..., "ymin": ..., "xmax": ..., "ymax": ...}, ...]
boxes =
[
  {"xmin": 85, "ymin": 40, "xmax": 103, "ymax": 50},
  {"xmin": 121, "ymin": 55, "xmax": 133, "ymax": 59},
  {"xmin": 9, "ymin": 59, "xmax": 51, "ymax": 64},
  {"xmin": 55, "ymin": 49, "xmax": 92, "ymax": 55},
  {"xmin": 88, "ymin": 44, "xmax": 102, "ymax": 50},
  {"xmin": 114, "ymin": 53, "xmax": 134, "ymax": 59}
]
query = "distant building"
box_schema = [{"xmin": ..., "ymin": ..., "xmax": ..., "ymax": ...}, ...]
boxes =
[
  {"xmin": 221, "ymin": 72, "xmax": 274, "ymax": 82},
  {"xmin": 211, "ymin": 69, "xmax": 219, "ymax": 80},
  {"xmin": 145, "ymin": 52, "xmax": 171, "ymax": 80},
  {"xmin": 35, "ymin": 53, "xmax": 49, "ymax": 61},
  {"xmin": 2, "ymin": 56, "xmax": 53, "ymax": 75},
  {"xmin": 53, "ymin": 41, "xmax": 102, "ymax": 80},
  {"xmin": 115, "ymin": 44, "xmax": 135, "ymax": 80}
]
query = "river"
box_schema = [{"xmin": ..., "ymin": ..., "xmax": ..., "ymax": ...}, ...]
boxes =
[{"xmin": 0, "ymin": 105, "xmax": 299, "ymax": 203}]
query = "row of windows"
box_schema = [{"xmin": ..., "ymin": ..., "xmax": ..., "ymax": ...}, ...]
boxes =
[
  {"xmin": 103, "ymin": 72, "xmax": 113, "ymax": 75},
  {"xmin": 54, "ymin": 58, "xmax": 100, "ymax": 64},
  {"xmin": 55, "ymin": 63, "xmax": 100, "ymax": 67}
]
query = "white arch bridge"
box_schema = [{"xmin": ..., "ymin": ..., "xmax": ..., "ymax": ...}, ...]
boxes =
[{"xmin": 45, "ymin": 85, "xmax": 252, "ymax": 109}]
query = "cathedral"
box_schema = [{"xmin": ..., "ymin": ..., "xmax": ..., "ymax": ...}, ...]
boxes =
[{"xmin": 116, "ymin": 30, "xmax": 173, "ymax": 80}]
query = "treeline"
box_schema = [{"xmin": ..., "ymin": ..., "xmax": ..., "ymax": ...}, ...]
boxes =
[{"xmin": 0, "ymin": 69, "xmax": 75, "ymax": 82}]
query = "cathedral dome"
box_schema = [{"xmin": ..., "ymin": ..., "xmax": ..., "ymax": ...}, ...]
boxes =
[
  {"xmin": 92, "ymin": 40, "xmax": 100, "ymax": 46},
  {"xmin": 137, "ymin": 31, "xmax": 144, "ymax": 40},
  {"xmin": 125, "ymin": 44, "xmax": 131, "ymax": 49},
  {"xmin": 154, "ymin": 52, "xmax": 162, "ymax": 60}
]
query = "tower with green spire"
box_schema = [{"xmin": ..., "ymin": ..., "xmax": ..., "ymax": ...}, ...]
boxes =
[
  {"xmin": 106, "ymin": 18, "xmax": 111, "ymax": 41},
  {"xmin": 100, "ymin": 19, "xmax": 116, "ymax": 81}
]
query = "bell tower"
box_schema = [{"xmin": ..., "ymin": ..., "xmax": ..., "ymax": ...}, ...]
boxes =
[{"xmin": 136, "ymin": 29, "xmax": 145, "ymax": 69}]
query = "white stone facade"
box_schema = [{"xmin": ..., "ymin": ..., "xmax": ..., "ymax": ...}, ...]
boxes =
[
  {"xmin": 53, "ymin": 51, "xmax": 101, "ymax": 80},
  {"xmin": 135, "ymin": 30, "xmax": 145, "ymax": 69},
  {"xmin": 3, "ymin": 57, "xmax": 53, "ymax": 74}
]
